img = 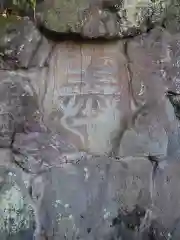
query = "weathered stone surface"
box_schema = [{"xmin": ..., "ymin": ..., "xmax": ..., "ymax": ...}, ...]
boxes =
[
  {"xmin": 0, "ymin": 149, "xmax": 34, "ymax": 239},
  {"xmin": 1, "ymin": 14, "xmax": 180, "ymax": 240},
  {"xmin": 40, "ymin": 41, "xmax": 129, "ymax": 155},
  {"xmin": 13, "ymin": 132, "xmax": 78, "ymax": 172},
  {"xmin": 116, "ymin": 27, "xmax": 180, "ymax": 158},
  {"xmin": 0, "ymin": 71, "xmax": 41, "ymax": 147},
  {"xmin": 26, "ymin": 31, "xmax": 179, "ymax": 158},
  {"xmin": 0, "ymin": 18, "xmax": 51, "ymax": 69},
  {"xmin": 11, "ymin": 132, "xmax": 153, "ymax": 239},
  {"xmin": 153, "ymin": 160, "xmax": 180, "ymax": 238},
  {"xmin": 0, "ymin": 184, "xmax": 34, "ymax": 236},
  {"xmin": 40, "ymin": 0, "xmax": 169, "ymax": 39},
  {"xmin": 162, "ymin": 0, "xmax": 180, "ymax": 33}
]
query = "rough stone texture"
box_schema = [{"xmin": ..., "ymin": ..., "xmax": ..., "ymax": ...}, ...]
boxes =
[
  {"xmin": 0, "ymin": 71, "xmax": 41, "ymax": 147},
  {"xmin": 1, "ymin": 16, "xmax": 180, "ymax": 240},
  {"xmin": 0, "ymin": 149, "xmax": 35, "ymax": 239},
  {"xmin": 41, "ymin": 41, "xmax": 129, "ymax": 154},
  {"xmin": 39, "ymin": 0, "xmax": 169, "ymax": 39},
  {"xmin": 0, "ymin": 183, "xmax": 34, "ymax": 236},
  {"xmin": 162, "ymin": 0, "xmax": 180, "ymax": 33},
  {"xmin": 118, "ymin": 27, "xmax": 177, "ymax": 157},
  {"xmin": 0, "ymin": 18, "xmax": 52, "ymax": 69},
  {"xmin": 12, "ymin": 133, "xmax": 153, "ymax": 239}
]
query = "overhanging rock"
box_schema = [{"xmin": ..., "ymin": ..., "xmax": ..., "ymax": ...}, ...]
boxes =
[{"xmin": 38, "ymin": 0, "xmax": 169, "ymax": 39}]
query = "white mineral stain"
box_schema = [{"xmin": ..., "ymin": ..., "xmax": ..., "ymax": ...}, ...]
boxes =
[
  {"xmin": 0, "ymin": 184, "xmax": 33, "ymax": 234},
  {"xmin": 64, "ymin": 203, "xmax": 70, "ymax": 209}
]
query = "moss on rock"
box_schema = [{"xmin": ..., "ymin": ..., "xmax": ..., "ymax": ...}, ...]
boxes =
[
  {"xmin": 0, "ymin": 183, "xmax": 34, "ymax": 235},
  {"xmin": 43, "ymin": 0, "xmax": 88, "ymax": 33},
  {"xmin": 0, "ymin": 15, "xmax": 21, "ymax": 35}
]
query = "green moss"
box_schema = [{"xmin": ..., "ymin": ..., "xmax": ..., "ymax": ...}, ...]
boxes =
[
  {"xmin": 0, "ymin": 184, "xmax": 34, "ymax": 235},
  {"xmin": 42, "ymin": 0, "xmax": 168, "ymax": 34},
  {"xmin": 0, "ymin": 15, "xmax": 21, "ymax": 35},
  {"xmin": 43, "ymin": 0, "xmax": 87, "ymax": 32}
]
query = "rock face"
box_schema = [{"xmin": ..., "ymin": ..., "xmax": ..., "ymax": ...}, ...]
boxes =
[
  {"xmin": 162, "ymin": 0, "xmax": 180, "ymax": 33},
  {"xmin": 1, "ymin": 11, "xmax": 180, "ymax": 240},
  {"xmin": 0, "ymin": 17, "xmax": 52, "ymax": 69},
  {"xmin": 40, "ymin": 0, "xmax": 169, "ymax": 38}
]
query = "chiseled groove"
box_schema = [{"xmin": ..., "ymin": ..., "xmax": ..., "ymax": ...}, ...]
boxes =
[{"xmin": 147, "ymin": 155, "xmax": 159, "ymax": 202}]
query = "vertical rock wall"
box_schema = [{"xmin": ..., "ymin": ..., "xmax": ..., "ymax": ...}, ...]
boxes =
[{"xmin": 0, "ymin": 3, "xmax": 180, "ymax": 238}]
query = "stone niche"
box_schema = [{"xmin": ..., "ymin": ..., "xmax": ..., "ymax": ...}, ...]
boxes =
[{"xmin": 41, "ymin": 41, "xmax": 129, "ymax": 155}]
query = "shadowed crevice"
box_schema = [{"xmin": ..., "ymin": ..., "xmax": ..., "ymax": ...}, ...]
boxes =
[{"xmin": 36, "ymin": 22, "xmax": 155, "ymax": 43}]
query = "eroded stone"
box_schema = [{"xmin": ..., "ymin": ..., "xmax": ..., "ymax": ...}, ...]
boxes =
[
  {"xmin": 40, "ymin": 42, "xmax": 129, "ymax": 154},
  {"xmin": 40, "ymin": 0, "xmax": 169, "ymax": 39},
  {"xmin": 0, "ymin": 18, "xmax": 51, "ymax": 69},
  {"xmin": 11, "ymin": 132, "xmax": 153, "ymax": 239},
  {"xmin": 0, "ymin": 71, "xmax": 40, "ymax": 146},
  {"xmin": 153, "ymin": 160, "xmax": 180, "ymax": 231}
]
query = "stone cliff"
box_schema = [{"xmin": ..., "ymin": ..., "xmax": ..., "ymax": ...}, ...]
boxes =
[{"xmin": 0, "ymin": 1, "xmax": 180, "ymax": 239}]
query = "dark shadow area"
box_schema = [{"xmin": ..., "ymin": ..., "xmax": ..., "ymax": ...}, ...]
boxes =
[
  {"xmin": 37, "ymin": 24, "xmax": 121, "ymax": 44},
  {"xmin": 36, "ymin": 20, "xmax": 156, "ymax": 43},
  {"xmin": 110, "ymin": 205, "xmax": 170, "ymax": 240}
]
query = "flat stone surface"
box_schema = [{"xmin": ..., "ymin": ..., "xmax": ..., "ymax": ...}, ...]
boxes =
[
  {"xmin": 153, "ymin": 160, "xmax": 180, "ymax": 229},
  {"xmin": 118, "ymin": 27, "xmax": 180, "ymax": 158},
  {"xmin": 41, "ymin": 41, "xmax": 129, "ymax": 154}
]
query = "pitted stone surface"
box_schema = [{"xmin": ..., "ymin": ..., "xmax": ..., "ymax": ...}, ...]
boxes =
[
  {"xmin": 0, "ymin": 18, "xmax": 52, "ymax": 69},
  {"xmin": 0, "ymin": 71, "xmax": 40, "ymax": 147},
  {"xmin": 0, "ymin": 17, "xmax": 180, "ymax": 240},
  {"xmin": 12, "ymin": 134, "xmax": 153, "ymax": 239},
  {"xmin": 39, "ymin": 0, "xmax": 169, "ymax": 39}
]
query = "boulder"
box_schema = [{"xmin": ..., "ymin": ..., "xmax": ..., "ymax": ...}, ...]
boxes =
[
  {"xmin": 162, "ymin": 0, "xmax": 180, "ymax": 33},
  {"xmin": 11, "ymin": 132, "xmax": 153, "ymax": 240},
  {"xmin": 0, "ymin": 149, "xmax": 34, "ymax": 239},
  {"xmin": 39, "ymin": 0, "xmax": 169, "ymax": 39},
  {"xmin": 0, "ymin": 17, "xmax": 51, "ymax": 69}
]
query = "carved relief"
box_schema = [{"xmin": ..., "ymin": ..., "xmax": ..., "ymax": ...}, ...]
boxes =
[{"xmin": 43, "ymin": 42, "xmax": 127, "ymax": 154}]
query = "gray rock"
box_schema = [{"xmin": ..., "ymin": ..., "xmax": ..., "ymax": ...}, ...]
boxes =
[
  {"xmin": 0, "ymin": 18, "xmax": 51, "ymax": 69},
  {"xmin": 11, "ymin": 132, "xmax": 153, "ymax": 240},
  {"xmin": 39, "ymin": 0, "xmax": 169, "ymax": 39},
  {"xmin": 13, "ymin": 131, "xmax": 78, "ymax": 172},
  {"xmin": 153, "ymin": 160, "xmax": 180, "ymax": 231},
  {"xmin": 0, "ymin": 183, "xmax": 34, "ymax": 235},
  {"xmin": 116, "ymin": 26, "xmax": 180, "ymax": 158},
  {"xmin": 0, "ymin": 71, "xmax": 40, "ymax": 147},
  {"xmin": 38, "ymin": 42, "xmax": 129, "ymax": 155},
  {"xmin": 1, "ymin": 9, "xmax": 180, "ymax": 239},
  {"xmin": 0, "ymin": 149, "xmax": 35, "ymax": 237},
  {"xmin": 162, "ymin": 0, "xmax": 180, "ymax": 33},
  {"xmin": 50, "ymin": 156, "xmax": 151, "ymax": 239}
]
